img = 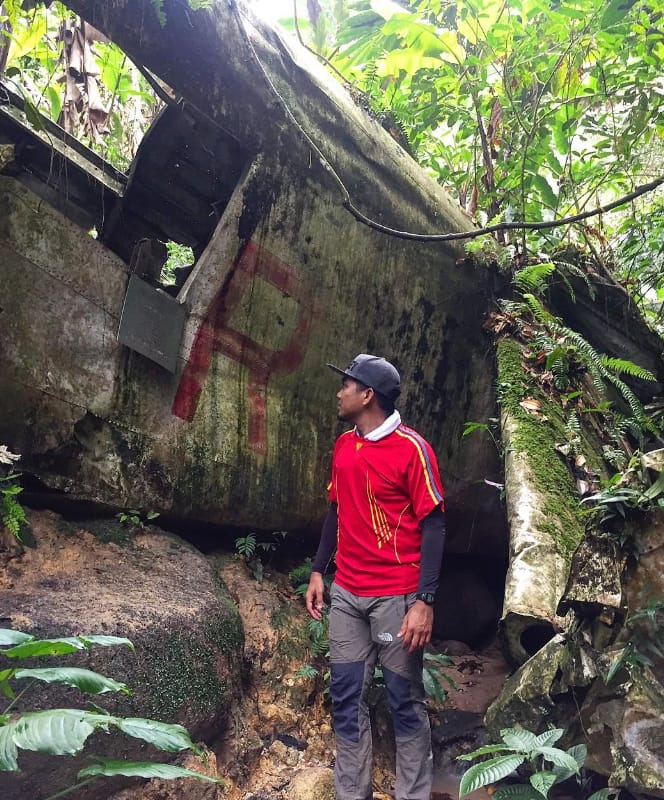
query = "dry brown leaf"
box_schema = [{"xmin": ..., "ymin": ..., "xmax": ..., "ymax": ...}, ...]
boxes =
[{"xmin": 519, "ymin": 398, "xmax": 542, "ymax": 414}]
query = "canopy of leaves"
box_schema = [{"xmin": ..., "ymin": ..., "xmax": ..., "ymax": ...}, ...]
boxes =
[
  {"xmin": 311, "ymin": 0, "xmax": 664, "ymax": 326},
  {"xmin": 0, "ymin": 1, "xmax": 161, "ymax": 170}
]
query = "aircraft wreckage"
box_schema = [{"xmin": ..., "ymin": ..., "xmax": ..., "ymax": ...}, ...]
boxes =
[{"xmin": 1, "ymin": 1, "xmax": 664, "ymax": 795}]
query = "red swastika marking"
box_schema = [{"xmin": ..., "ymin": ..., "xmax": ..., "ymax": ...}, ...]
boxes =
[{"xmin": 172, "ymin": 241, "xmax": 314, "ymax": 454}]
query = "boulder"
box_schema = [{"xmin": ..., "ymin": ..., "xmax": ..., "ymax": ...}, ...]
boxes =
[
  {"xmin": 581, "ymin": 662, "xmax": 664, "ymax": 798},
  {"xmin": 286, "ymin": 767, "xmax": 335, "ymax": 800},
  {"xmin": 484, "ymin": 634, "xmax": 597, "ymax": 735},
  {"xmin": 0, "ymin": 509, "xmax": 244, "ymax": 799}
]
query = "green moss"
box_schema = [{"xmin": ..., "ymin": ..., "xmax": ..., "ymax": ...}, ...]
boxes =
[
  {"xmin": 80, "ymin": 518, "xmax": 138, "ymax": 548},
  {"xmin": 173, "ymin": 439, "xmax": 214, "ymax": 512},
  {"xmin": 497, "ymin": 338, "xmax": 585, "ymax": 558},
  {"xmin": 130, "ymin": 587, "xmax": 243, "ymax": 721},
  {"xmin": 270, "ymin": 598, "xmax": 294, "ymax": 630}
]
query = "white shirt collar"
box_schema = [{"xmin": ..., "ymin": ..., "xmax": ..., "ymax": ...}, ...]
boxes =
[{"xmin": 359, "ymin": 410, "xmax": 401, "ymax": 442}]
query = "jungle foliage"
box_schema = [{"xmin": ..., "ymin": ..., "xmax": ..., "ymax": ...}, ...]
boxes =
[
  {"xmin": 288, "ymin": 0, "xmax": 664, "ymax": 330},
  {"xmin": 0, "ymin": 630, "xmax": 219, "ymax": 796},
  {"xmin": 0, "ymin": 0, "xmax": 162, "ymax": 169},
  {"xmin": 457, "ymin": 727, "xmax": 614, "ymax": 800}
]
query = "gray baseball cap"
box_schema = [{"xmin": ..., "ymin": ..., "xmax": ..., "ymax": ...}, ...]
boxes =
[{"xmin": 327, "ymin": 353, "xmax": 401, "ymax": 401}]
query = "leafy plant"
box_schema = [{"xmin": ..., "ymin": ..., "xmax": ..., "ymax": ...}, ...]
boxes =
[
  {"xmin": 289, "ymin": 560, "xmax": 315, "ymax": 596},
  {"xmin": 0, "ymin": 629, "xmax": 220, "ymax": 795},
  {"xmin": 370, "ymin": 650, "xmax": 456, "ymax": 705},
  {"xmin": 328, "ymin": 0, "xmax": 664, "ymax": 269},
  {"xmin": 294, "ymin": 610, "xmax": 331, "ymax": 693},
  {"xmin": 457, "ymin": 727, "xmax": 607, "ymax": 800},
  {"xmin": 234, "ymin": 532, "xmax": 257, "ymax": 560},
  {"xmin": 422, "ymin": 652, "xmax": 456, "ymax": 703},
  {"xmin": 462, "ymin": 418, "xmax": 501, "ymax": 454},
  {"xmin": 0, "ymin": 446, "xmax": 26, "ymax": 542},
  {"xmin": 522, "ymin": 294, "xmax": 656, "ymax": 435},
  {"xmin": 606, "ymin": 597, "xmax": 664, "ymax": 683},
  {"xmin": 235, "ymin": 531, "xmax": 288, "ymax": 583},
  {"xmin": 581, "ymin": 451, "xmax": 664, "ymax": 526},
  {"xmin": 160, "ymin": 241, "xmax": 194, "ymax": 287},
  {"xmin": 116, "ymin": 509, "xmax": 159, "ymax": 528}
]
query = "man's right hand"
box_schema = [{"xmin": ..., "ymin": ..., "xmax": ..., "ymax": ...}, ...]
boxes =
[{"xmin": 305, "ymin": 571, "xmax": 325, "ymax": 620}]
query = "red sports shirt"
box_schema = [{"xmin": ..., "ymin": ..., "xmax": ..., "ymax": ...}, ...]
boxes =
[{"xmin": 328, "ymin": 424, "xmax": 444, "ymax": 595}]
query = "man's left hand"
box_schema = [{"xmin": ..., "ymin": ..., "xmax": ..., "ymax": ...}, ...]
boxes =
[{"xmin": 397, "ymin": 600, "xmax": 433, "ymax": 653}]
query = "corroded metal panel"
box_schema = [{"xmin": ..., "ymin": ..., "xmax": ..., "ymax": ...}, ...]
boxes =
[{"xmin": 118, "ymin": 274, "xmax": 185, "ymax": 373}]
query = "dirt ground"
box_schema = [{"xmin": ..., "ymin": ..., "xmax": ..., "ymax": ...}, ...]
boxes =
[{"xmin": 215, "ymin": 556, "xmax": 510, "ymax": 800}]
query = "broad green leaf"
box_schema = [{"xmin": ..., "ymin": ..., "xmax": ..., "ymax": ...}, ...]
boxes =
[
  {"xmin": 0, "ymin": 629, "xmax": 33, "ymax": 646},
  {"xmin": 457, "ymin": 0, "xmax": 504, "ymax": 45},
  {"xmin": 424, "ymin": 653, "xmax": 453, "ymax": 665},
  {"xmin": 46, "ymin": 85, "xmax": 62, "ymax": 123},
  {"xmin": 5, "ymin": 15, "xmax": 47, "ymax": 67},
  {"xmin": 566, "ymin": 743, "xmax": 587, "ymax": 769},
  {"xmin": 532, "ymin": 175, "xmax": 558, "ymax": 210},
  {"xmin": 537, "ymin": 746, "xmax": 580, "ymax": 772},
  {"xmin": 641, "ymin": 473, "xmax": 664, "ymax": 501},
  {"xmin": 79, "ymin": 635, "xmax": 135, "ymax": 651},
  {"xmin": 78, "ymin": 759, "xmax": 221, "ymax": 782},
  {"xmin": 117, "ymin": 718, "xmax": 198, "ymax": 753},
  {"xmin": 587, "ymin": 789, "xmax": 619, "ymax": 800},
  {"xmin": 14, "ymin": 668, "xmax": 130, "ymax": 695},
  {"xmin": 501, "ymin": 727, "xmax": 539, "ymax": 751},
  {"xmin": 0, "ymin": 669, "xmax": 16, "ymax": 700},
  {"xmin": 552, "ymin": 121, "xmax": 570, "ymax": 155},
  {"xmin": 494, "ymin": 785, "xmax": 543, "ymax": 800},
  {"xmin": 459, "ymin": 755, "xmax": 525, "ymax": 797},
  {"xmin": 600, "ymin": 0, "xmax": 637, "ymax": 31},
  {"xmin": 422, "ymin": 665, "xmax": 437, "ymax": 696},
  {"xmin": 534, "ymin": 729, "xmax": 564, "ymax": 747},
  {"xmin": 12, "ymin": 709, "xmax": 112, "ymax": 756},
  {"xmin": 457, "ymin": 743, "xmax": 510, "ymax": 760},
  {"xmin": 531, "ymin": 769, "xmax": 559, "ymax": 796},
  {"xmin": 378, "ymin": 50, "xmax": 449, "ymax": 76},
  {"xmin": 381, "ymin": 17, "xmax": 465, "ymax": 63},
  {"xmin": 552, "ymin": 743, "xmax": 586, "ymax": 782},
  {"xmin": 4, "ymin": 638, "xmax": 90, "ymax": 659},
  {"xmin": 0, "ymin": 722, "xmax": 19, "ymax": 771},
  {"xmin": 19, "ymin": 93, "xmax": 45, "ymax": 133}
]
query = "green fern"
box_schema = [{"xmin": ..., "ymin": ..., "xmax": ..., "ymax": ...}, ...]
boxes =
[
  {"xmin": 522, "ymin": 293, "xmax": 556, "ymax": 325},
  {"xmin": 547, "ymin": 348, "xmax": 570, "ymax": 390},
  {"xmin": 521, "ymin": 295, "xmax": 655, "ymax": 433},
  {"xmin": 307, "ymin": 616, "xmax": 329, "ymax": 656},
  {"xmin": 600, "ymin": 357, "xmax": 656, "ymax": 382},
  {"xmin": 566, "ymin": 411, "xmax": 581, "ymax": 438},
  {"xmin": 289, "ymin": 562, "xmax": 315, "ymax": 596},
  {"xmin": 514, "ymin": 262, "xmax": 556, "ymax": 293},
  {"xmin": 1, "ymin": 478, "xmax": 26, "ymax": 541},
  {"xmin": 554, "ymin": 258, "xmax": 597, "ymax": 302}
]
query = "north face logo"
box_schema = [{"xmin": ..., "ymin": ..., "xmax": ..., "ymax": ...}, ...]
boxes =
[{"xmin": 377, "ymin": 632, "xmax": 393, "ymax": 643}]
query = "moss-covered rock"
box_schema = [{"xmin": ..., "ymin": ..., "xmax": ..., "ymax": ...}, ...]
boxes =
[
  {"xmin": 0, "ymin": 509, "xmax": 244, "ymax": 800},
  {"xmin": 498, "ymin": 337, "xmax": 587, "ymax": 663}
]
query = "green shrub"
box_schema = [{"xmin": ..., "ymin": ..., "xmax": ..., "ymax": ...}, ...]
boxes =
[{"xmin": 0, "ymin": 628, "xmax": 221, "ymax": 798}]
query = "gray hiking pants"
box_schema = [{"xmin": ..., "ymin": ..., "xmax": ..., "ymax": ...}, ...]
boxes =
[{"xmin": 329, "ymin": 582, "xmax": 433, "ymax": 800}]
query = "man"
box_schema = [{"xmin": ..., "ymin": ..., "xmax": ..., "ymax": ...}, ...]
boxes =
[{"xmin": 306, "ymin": 353, "xmax": 446, "ymax": 800}]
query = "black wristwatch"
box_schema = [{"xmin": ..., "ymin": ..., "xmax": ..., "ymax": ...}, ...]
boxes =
[{"xmin": 415, "ymin": 592, "xmax": 436, "ymax": 606}]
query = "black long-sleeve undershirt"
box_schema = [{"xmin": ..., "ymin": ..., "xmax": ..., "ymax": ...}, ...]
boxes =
[{"xmin": 311, "ymin": 503, "xmax": 446, "ymax": 596}]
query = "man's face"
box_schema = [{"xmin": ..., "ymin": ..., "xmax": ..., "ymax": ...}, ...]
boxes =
[{"xmin": 337, "ymin": 377, "xmax": 371, "ymax": 422}]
